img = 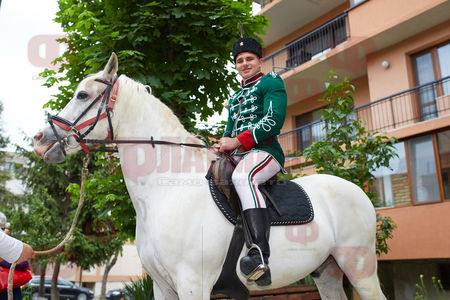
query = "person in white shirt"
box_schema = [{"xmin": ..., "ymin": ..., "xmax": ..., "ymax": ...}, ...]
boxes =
[
  {"xmin": 0, "ymin": 214, "xmax": 34, "ymax": 300},
  {"xmin": 0, "ymin": 212, "xmax": 35, "ymax": 263},
  {"xmin": 0, "ymin": 231, "xmax": 34, "ymax": 263}
]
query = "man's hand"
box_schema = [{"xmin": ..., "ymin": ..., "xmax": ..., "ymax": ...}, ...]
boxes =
[
  {"xmin": 17, "ymin": 243, "xmax": 35, "ymax": 263},
  {"xmin": 218, "ymin": 137, "xmax": 241, "ymax": 152},
  {"xmin": 210, "ymin": 144, "xmax": 220, "ymax": 155}
]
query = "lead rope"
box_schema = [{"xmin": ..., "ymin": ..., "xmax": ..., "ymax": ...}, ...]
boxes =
[{"xmin": 8, "ymin": 154, "xmax": 90, "ymax": 300}]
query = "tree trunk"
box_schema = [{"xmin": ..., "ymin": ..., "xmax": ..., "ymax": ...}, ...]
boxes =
[
  {"xmin": 39, "ymin": 262, "xmax": 47, "ymax": 297},
  {"xmin": 100, "ymin": 251, "xmax": 119, "ymax": 299},
  {"xmin": 51, "ymin": 258, "xmax": 61, "ymax": 300}
]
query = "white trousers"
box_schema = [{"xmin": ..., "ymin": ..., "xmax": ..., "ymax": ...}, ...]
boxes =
[{"xmin": 231, "ymin": 151, "xmax": 281, "ymax": 211}]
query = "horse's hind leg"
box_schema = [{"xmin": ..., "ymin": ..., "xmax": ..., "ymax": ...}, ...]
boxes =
[
  {"xmin": 332, "ymin": 247, "xmax": 387, "ymax": 300},
  {"xmin": 311, "ymin": 256, "xmax": 347, "ymax": 300}
]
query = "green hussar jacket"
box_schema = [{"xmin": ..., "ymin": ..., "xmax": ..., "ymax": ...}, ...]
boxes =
[{"xmin": 224, "ymin": 72, "xmax": 288, "ymax": 168}]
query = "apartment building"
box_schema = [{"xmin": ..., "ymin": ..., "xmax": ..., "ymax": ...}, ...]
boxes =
[
  {"xmin": 254, "ymin": 0, "xmax": 450, "ymax": 298},
  {"xmin": 1, "ymin": 151, "xmax": 28, "ymax": 195}
]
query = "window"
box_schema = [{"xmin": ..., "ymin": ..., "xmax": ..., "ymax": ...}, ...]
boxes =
[
  {"xmin": 437, "ymin": 130, "xmax": 450, "ymax": 200},
  {"xmin": 414, "ymin": 52, "xmax": 438, "ymax": 120},
  {"xmin": 407, "ymin": 135, "xmax": 440, "ymax": 204},
  {"xmin": 57, "ymin": 279, "xmax": 73, "ymax": 287},
  {"xmin": 373, "ymin": 131, "xmax": 450, "ymax": 207},
  {"xmin": 295, "ymin": 110, "xmax": 325, "ymax": 153},
  {"xmin": 412, "ymin": 41, "xmax": 450, "ymax": 121},
  {"xmin": 372, "ymin": 142, "xmax": 410, "ymax": 207},
  {"xmin": 437, "ymin": 43, "xmax": 450, "ymax": 95}
]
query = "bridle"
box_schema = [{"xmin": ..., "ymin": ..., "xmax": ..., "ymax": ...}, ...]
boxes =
[
  {"xmin": 47, "ymin": 76, "xmax": 215, "ymax": 155},
  {"xmin": 47, "ymin": 76, "xmax": 119, "ymax": 154}
]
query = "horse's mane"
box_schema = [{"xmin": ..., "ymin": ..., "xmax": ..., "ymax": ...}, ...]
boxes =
[{"xmin": 117, "ymin": 75, "xmax": 203, "ymax": 145}]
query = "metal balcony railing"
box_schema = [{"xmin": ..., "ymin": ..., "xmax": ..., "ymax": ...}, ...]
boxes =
[
  {"xmin": 355, "ymin": 76, "xmax": 450, "ymax": 132},
  {"xmin": 279, "ymin": 120, "xmax": 326, "ymax": 159},
  {"xmin": 263, "ymin": 13, "xmax": 348, "ymax": 74},
  {"xmin": 279, "ymin": 76, "xmax": 450, "ymax": 157}
]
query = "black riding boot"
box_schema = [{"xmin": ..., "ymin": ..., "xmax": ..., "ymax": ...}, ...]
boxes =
[{"xmin": 240, "ymin": 208, "xmax": 272, "ymax": 286}]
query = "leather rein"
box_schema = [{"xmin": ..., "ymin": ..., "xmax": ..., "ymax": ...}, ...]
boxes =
[{"xmin": 47, "ymin": 77, "xmax": 214, "ymax": 154}]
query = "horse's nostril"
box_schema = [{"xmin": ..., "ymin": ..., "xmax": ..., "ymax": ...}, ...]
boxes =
[{"xmin": 34, "ymin": 132, "xmax": 43, "ymax": 141}]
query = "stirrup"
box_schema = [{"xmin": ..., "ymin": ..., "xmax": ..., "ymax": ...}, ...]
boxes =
[{"xmin": 245, "ymin": 244, "xmax": 269, "ymax": 282}]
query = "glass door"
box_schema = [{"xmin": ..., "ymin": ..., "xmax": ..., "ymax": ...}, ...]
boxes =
[
  {"xmin": 407, "ymin": 135, "xmax": 440, "ymax": 203},
  {"xmin": 437, "ymin": 43, "xmax": 450, "ymax": 95},
  {"xmin": 295, "ymin": 114, "xmax": 310, "ymax": 153},
  {"xmin": 413, "ymin": 52, "xmax": 438, "ymax": 120}
]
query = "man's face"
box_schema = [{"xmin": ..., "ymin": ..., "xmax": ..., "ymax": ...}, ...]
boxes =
[{"xmin": 235, "ymin": 52, "xmax": 263, "ymax": 80}]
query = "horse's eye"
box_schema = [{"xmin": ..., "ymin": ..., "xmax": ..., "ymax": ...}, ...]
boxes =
[{"xmin": 77, "ymin": 91, "xmax": 89, "ymax": 100}]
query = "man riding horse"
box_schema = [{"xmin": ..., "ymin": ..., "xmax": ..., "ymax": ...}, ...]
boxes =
[
  {"xmin": 33, "ymin": 49, "xmax": 387, "ymax": 299},
  {"xmin": 214, "ymin": 37, "xmax": 287, "ymax": 286}
]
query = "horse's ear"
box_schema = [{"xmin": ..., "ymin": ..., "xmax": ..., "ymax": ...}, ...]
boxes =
[{"xmin": 103, "ymin": 53, "xmax": 118, "ymax": 81}]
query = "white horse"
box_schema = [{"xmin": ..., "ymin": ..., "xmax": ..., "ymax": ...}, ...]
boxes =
[{"xmin": 33, "ymin": 53, "xmax": 386, "ymax": 300}]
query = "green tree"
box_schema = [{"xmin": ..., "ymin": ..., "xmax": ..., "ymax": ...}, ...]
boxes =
[
  {"xmin": 42, "ymin": 0, "xmax": 268, "ymax": 130},
  {"xmin": 65, "ymin": 152, "xmax": 133, "ymax": 299},
  {"xmin": 0, "ymin": 101, "xmax": 28, "ymax": 259},
  {"xmin": 30, "ymin": 2, "xmax": 266, "ymax": 296},
  {"xmin": 303, "ymin": 71, "xmax": 397, "ymax": 255},
  {"xmin": 0, "ymin": 101, "xmax": 11, "ymax": 199},
  {"xmin": 7, "ymin": 147, "xmax": 83, "ymax": 298},
  {"xmin": 35, "ymin": 2, "xmax": 267, "ymax": 295},
  {"xmin": 39, "ymin": 0, "xmax": 267, "ymax": 236},
  {"xmin": 9, "ymin": 147, "xmax": 125, "ymax": 299}
]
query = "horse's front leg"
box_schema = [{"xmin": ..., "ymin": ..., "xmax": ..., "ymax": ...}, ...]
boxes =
[
  {"xmin": 153, "ymin": 280, "xmax": 179, "ymax": 300},
  {"xmin": 175, "ymin": 265, "xmax": 218, "ymax": 300}
]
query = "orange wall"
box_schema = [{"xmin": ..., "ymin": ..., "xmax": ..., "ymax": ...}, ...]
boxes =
[
  {"xmin": 282, "ymin": 75, "xmax": 370, "ymax": 133},
  {"xmin": 348, "ymin": 0, "xmax": 447, "ymax": 39},
  {"xmin": 377, "ymin": 201, "xmax": 450, "ymax": 260},
  {"xmin": 385, "ymin": 113, "xmax": 450, "ymax": 141},
  {"xmin": 366, "ymin": 20, "xmax": 450, "ymax": 100},
  {"xmin": 353, "ymin": 76, "xmax": 370, "ymax": 107}
]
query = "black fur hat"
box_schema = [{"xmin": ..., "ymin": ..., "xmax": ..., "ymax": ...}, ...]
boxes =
[{"xmin": 232, "ymin": 37, "xmax": 262, "ymax": 62}]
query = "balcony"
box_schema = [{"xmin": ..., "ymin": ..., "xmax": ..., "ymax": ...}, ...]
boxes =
[
  {"xmin": 256, "ymin": 0, "xmax": 348, "ymax": 46},
  {"xmin": 356, "ymin": 76, "xmax": 450, "ymax": 133},
  {"xmin": 261, "ymin": 0, "xmax": 450, "ymax": 105},
  {"xmin": 279, "ymin": 76, "xmax": 450, "ymax": 158},
  {"xmin": 279, "ymin": 120, "xmax": 326, "ymax": 160},
  {"xmin": 263, "ymin": 13, "xmax": 348, "ymax": 75}
]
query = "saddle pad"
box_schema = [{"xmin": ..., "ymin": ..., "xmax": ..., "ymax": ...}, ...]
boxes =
[{"xmin": 208, "ymin": 178, "xmax": 314, "ymax": 226}]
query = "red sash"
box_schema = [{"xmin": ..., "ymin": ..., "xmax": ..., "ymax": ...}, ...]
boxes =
[{"xmin": 0, "ymin": 266, "xmax": 32, "ymax": 292}]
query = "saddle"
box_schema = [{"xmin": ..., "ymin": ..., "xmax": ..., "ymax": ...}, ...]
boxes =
[
  {"xmin": 207, "ymin": 154, "xmax": 314, "ymax": 225},
  {"xmin": 209, "ymin": 152, "xmax": 240, "ymax": 212}
]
